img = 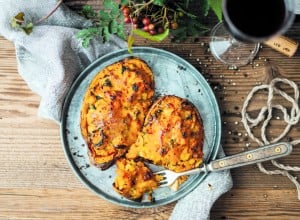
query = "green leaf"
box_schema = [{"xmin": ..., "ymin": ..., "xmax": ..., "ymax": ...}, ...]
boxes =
[
  {"xmin": 193, "ymin": 21, "xmax": 210, "ymax": 31},
  {"xmin": 99, "ymin": 11, "xmax": 111, "ymax": 22},
  {"xmin": 153, "ymin": 0, "xmax": 165, "ymax": 6},
  {"xmin": 10, "ymin": 18, "xmax": 19, "ymax": 29},
  {"xmin": 22, "ymin": 22, "xmax": 33, "ymax": 35},
  {"xmin": 171, "ymin": 26, "xmax": 187, "ymax": 36},
  {"xmin": 201, "ymin": 0, "xmax": 210, "ymax": 16},
  {"xmin": 76, "ymin": 27, "xmax": 102, "ymax": 47},
  {"xmin": 109, "ymin": 20, "xmax": 118, "ymax": 34},
  {"xmin": 84, "ymin": 38, "xmax": 93, "ymax": 47},
  {"xmin": 111, "ymin": 7, "xmax": 121, "ymax": 18},
  {"xmin": 174, "ymin": 3, "xmax": 197, "ymax": 19},
  {"xmin": 171, "ymin": 27, "xmax": 187, "ymax": 42},
  {"xmin": 133, "ymin": 28, "xmax": 169, "ymax": 42},
  {"xmin": 127, "ymin": 35, "xmax": 135, "ymax": 53},
  {"xmin": 15, "ymin": 12, "xmax": 25, "ymax": 24},
  {"xmin": 10, "ymin": 12, "xmax": 25, "ymax": 28},
  {"xmin": 117, "ymin": 24, "xmax": 126, "ymax": 40},
  {"xmin": 82, "ymin": 5, "xmax": 97, "ymax": 18},
  {"xmin": 208, "ymin": 0, "xmax": 222, "ymax": 21},
  {"xmin": 120, "ymin": 0, "xmax": 129, "ymax": 6},
  {"xmin": 103, "ymin": 0, "xmax": 115, "ymax": 8},
  {"xmin": 102, "ymin": 26, "xmax": 110, "ymax": 42},
  {"xmin": 76, "ymin": 27, "xmax": 100, "ymax": 38},
  {"xmin": 171, "ymin": 15, "xmax": 209, "ymax": 42}
]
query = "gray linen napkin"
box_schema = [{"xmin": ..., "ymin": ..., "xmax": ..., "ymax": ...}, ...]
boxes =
[
  {"xmin": 0, "ymin": 1, "xmax": 232, "ymax": 218},
  {"xmin": 0, "ymin": 0, "xmax": 127, "ymax": 121}
]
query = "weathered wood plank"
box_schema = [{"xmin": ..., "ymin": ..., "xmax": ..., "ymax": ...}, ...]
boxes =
[
  {"xmin": 1, "ymin": 0, "xmax": 300, "ymax": 218},
  {"xmin": 0, "ymin": 188, "xmax": 299, "ymax": 219}
]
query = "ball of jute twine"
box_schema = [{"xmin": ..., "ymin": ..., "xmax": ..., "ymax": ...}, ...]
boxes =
[{"xmin": 241, "ymin": 73, "xmax": 300, "ymax": 199}]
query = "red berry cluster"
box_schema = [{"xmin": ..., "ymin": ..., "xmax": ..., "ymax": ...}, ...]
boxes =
[{"xmin": 121, "ymin": 6, "xmax": 178, "ymax": 36}]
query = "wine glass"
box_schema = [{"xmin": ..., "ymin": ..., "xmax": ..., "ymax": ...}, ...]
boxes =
[{"xmin": 209, "ymin": 0, "xmax": 296, "ymax": 68}]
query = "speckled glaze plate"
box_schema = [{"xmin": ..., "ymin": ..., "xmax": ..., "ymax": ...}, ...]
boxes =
[{"xmin": 60, "ymin": 47, "xmax": 221, "ymax": 208}]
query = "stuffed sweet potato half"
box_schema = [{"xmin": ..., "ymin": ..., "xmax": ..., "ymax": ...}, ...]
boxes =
[
  {"xmin": 80, "ymin": 57, "xmax": 155, "ymax": 169},
  {"xmin": 127, "ymin": 95, "xmax": 204, "ymax": 173}
]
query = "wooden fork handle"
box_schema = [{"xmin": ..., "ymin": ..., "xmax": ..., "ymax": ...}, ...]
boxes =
[{"xmin": 207, "ymin": 142, "xmax": 292, "ymax": 172}]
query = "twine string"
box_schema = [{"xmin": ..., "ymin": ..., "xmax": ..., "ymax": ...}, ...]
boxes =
[{"xmin": 241, "ymin": 77, "xmax": 300, "ymax": 200}]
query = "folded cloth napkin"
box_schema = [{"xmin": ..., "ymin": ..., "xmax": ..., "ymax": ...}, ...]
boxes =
[{"xmin": 0, "ymin": 1, "xmax": 232, "ymax": 219}]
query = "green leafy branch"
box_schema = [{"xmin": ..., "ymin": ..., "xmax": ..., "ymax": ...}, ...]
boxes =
[
  {"xmin": 10, "ymin": 0, "xmax": 222, "ymax": 48},
  {"xmin": 76, "ymin": 0, "xmax": 126, "ymax": 47},
  {"xmin": 77, "ymin": 0, "xmax": 222, "ymax": 48}
]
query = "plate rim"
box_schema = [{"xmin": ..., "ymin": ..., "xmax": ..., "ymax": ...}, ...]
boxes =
[{"xmin": 60, "ymin": 46, "xmax": 221, "ymax": 208}]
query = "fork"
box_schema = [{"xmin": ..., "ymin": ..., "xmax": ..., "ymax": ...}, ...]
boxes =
[{"xmin": 155, "ymin": 142, "xmax": 292, "ymax": 187}]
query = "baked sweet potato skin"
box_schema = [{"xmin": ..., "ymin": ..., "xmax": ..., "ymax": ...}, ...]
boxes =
[
  {"xmin": 80, "ymin": 57, "xmax": 154, "ymax": 168},
  {"xmin": 127, "ymin": 95, "xmax": 204, "ymax": 172}
]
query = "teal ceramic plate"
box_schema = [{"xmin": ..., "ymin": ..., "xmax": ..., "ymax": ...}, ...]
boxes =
[{"xmin": 60, "ymin": 47, "xmax": 221, "ymax": 208}]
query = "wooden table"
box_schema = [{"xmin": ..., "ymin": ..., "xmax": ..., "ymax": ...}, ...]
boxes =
[{"xmin": 1, "ymin": 1, "xmax": 300, "ymax": 219}]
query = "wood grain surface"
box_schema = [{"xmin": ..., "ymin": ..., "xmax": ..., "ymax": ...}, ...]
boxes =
[{"xmin": 1, "ymin": 1, "xmax": 300, "ymax": 219}]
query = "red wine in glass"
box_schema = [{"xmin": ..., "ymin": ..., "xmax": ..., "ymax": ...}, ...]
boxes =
[
  {"xmin": 224, "ymin": 0, "xmax": 295, "ymax": 42},
  {"xmin": 210, "ymin": 0, "xmax": 296, "ymax": 67}
]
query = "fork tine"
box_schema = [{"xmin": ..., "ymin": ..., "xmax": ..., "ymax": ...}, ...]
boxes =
[
  {"xmin": 154, "ymin": 170, "xmax": 169, "ymax": 187},
  {"xmin": 154, "ymin": 170, "xmax": 166, "ymax": 176},
  {"xmin": 158, "ymin": 181, "xmax": 169, "ymax": 187},
  {"xmin": 157, "ymin": 177, "xmax": 169, "ymax": 187},
  {"xmin": 154, "ymin": 170, "xmax": 176, "ymax": 187},
  {"xmin": 154, "ymin": 167, "xmax": 203, "ymax": 188},
  {"xmin": 154, "ymin": 171, "xmax": 166, "ymax": 181}
]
